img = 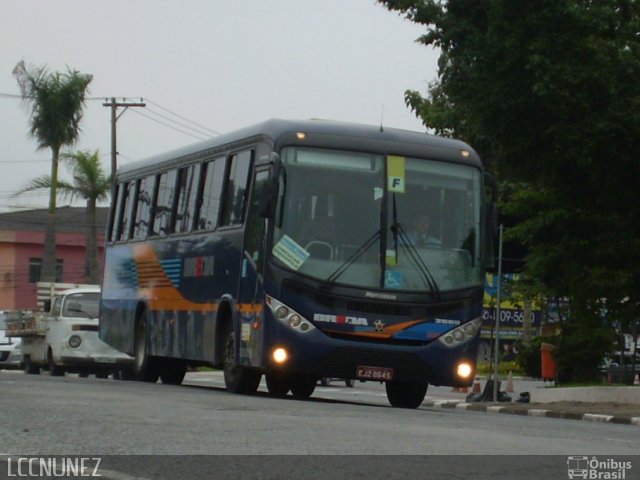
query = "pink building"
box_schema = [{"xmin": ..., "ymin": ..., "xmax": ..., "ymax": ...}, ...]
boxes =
[{"xmin": 0, "ymin": 207, "xmax": 108, "ymax": 310}]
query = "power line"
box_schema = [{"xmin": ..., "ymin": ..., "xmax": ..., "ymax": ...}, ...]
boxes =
[
  {"xmin": 144, "ymin": 106, "xmax": 217, "ymax": 139},
  {"xmin": 128, "ymin": 108, "xmax": 208, "ymax": 141},
  {"xmin": 144, "ymin": 98, "xmax": 220, "ymax": 136}
]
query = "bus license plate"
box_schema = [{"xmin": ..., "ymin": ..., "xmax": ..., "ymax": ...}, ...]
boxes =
[{"xmin": 356, "ymin": 365, "xmax": 394, "ymax": 381}]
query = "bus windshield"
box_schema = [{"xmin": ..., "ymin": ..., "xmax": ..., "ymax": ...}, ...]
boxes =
[{"xmin": 272, "ymin": 147, "xmax": 483, "ymax": 292}]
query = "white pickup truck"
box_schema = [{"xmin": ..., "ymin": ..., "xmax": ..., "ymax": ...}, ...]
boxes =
[{"xmin": 5, "ymin": 285, "xmax": 133, "ymax": 378}]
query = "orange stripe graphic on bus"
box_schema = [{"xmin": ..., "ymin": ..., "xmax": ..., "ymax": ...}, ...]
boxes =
[{"xmin": 131, "ymin": 244, "xmax": 263, "ymax": 315}]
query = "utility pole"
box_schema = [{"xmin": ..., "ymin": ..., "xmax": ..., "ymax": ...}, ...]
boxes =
[
  {"xmin": 493, "ymin": 224, "xmax": 504, "ymax": 402},
  {"xmin": 102, "ymin": 98, "xmax": 146, "ymax": 180}
]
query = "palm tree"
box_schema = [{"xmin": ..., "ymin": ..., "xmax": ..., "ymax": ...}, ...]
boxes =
[
  {"xmin": 16, "ymin": 150, "xmax": 111, "ymax": 284},
  {"xmin": 13, "ymin": 60, "xmax": 93, "ymax": 282}
]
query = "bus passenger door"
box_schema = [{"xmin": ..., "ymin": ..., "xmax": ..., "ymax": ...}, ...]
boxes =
[{"xmin": 238, "ymin": 168, "xmax": 271, "ymax": 366}]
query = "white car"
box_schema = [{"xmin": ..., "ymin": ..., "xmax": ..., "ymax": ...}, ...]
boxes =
[{"xmin": 0, "ymin": 315, "xmax": 22, "ymax": 369}]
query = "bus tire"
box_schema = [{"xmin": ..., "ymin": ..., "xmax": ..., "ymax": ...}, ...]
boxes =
[
  {"xmin": 47, "ymin": 349, "xmax": 64, "ymax": 377},
  {"xmin": 222, "ymin": 327, "xmax": 261, "ymax": 394},
  {"xmin": 266, "ymin": 372, "xmax": 291, "ymax": 397},
  {"xmin": 160, "ymin": 360, "xmax": 187, "ymax": 385},
  {"xmin": 290, "ymin": 374, "xmax": 317, "ymax": 399},
  {"xmin": 385, "ymin": 381, "xmax": 428, "ymax": 409},
  {"xmin": 23, "ymin": 356, "xmax": 40, "ymax": 375},
  {"xmin": 134, "ymin": 315, "xmax": 160, "ymax": 382}
]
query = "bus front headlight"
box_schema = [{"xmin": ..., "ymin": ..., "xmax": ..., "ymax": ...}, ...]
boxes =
[
  {"xmin": 68, "ymin": 335, "xmax": 82, "ymax": 348},
  {"xmin": 437, "ymin": 317, "xmax": 481, "ymax": 348},
  {"xmin": 266, "ymin": 296, "xmax": 316, "ymax": 334}
]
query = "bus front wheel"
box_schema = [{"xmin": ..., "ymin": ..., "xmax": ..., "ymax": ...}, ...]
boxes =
[
  {"xmin": 265, "ymin": 372, "xmax": 291, "ymax": 397},
  {"xmin": 223, "ymin": 328, "xmax": 261, "ymax": 394},
  {"xmin": 385, "ymin": 381, "xmax": 428, "ymax": 409},
  {"xmin": 290, "ymin": 374, "xmax": 317, "ymax": 399}
]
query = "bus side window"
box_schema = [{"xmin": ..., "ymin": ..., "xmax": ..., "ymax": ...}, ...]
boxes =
[
  {"xmin": 197, "ymin": 157, "xmax": 226, "ymax": 231},
  {"xmin": 132, "ymin": 175, "xmax": 155, "ymax": 240},
  {"xmin": 221, "ymin": 150, "xmax": 253, "ymax": 227},
  {"xmin": 109, "ymin": 183, "xmax": 123, "ymax": 243},
  {"xmin": 117, "ymin": 182, "xmax": 136, "ymax": 242},
  {"xmin": 153, "ymin": 169, "xmax": 177, "ymax": 236},
  {"xmin": 174, "ymin": 164, "xmax": 200, "ymax": 233}
]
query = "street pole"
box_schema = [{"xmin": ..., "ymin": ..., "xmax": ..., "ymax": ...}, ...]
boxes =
[
  {"xmin": 102, "ymin": 98, "xmax": 146, "ymax": 181},
  {"xmin": 493, "ymin": 224, "xmax": 504, "ymax": 402}
]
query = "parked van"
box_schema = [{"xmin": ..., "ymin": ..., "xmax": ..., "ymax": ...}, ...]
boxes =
[{"xmin": 6, "ymin": 285, "xmax": 133, "ymax": 377}]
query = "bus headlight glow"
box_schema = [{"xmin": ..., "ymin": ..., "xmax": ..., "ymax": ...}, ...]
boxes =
[
  {"xmin": 272, "ymin": 347, "xmax": 288, "ymax": 364},
  {"xmin": 266, "ymin": 295, "xmax": 316, "ymax": 334},
  {"xmin": 457, "ymin": 362, "xmax": 473, "ymax": 379},
  {"xmin": 437, "ymin": 317, "xmax": 481, "ymax": 348}
]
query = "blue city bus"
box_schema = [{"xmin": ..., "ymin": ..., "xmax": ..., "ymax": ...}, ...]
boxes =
[{"xmin": 99, "ymin": 119, "xmax": 494, "ymax": 408}]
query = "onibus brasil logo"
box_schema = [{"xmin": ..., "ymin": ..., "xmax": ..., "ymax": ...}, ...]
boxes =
[{"xmin": 567, "ymin": 456, "xmax": 632, "ymax": 479}]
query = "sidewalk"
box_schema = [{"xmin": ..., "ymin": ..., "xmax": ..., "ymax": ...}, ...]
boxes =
[{"xmin": 424, "ymin": 377, "xmax": 640, "ymax": 426}]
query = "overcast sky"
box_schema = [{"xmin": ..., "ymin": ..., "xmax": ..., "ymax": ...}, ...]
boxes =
[{"xmin": 0, "ymin": 0, "xmax": 439, "ymax": 212}]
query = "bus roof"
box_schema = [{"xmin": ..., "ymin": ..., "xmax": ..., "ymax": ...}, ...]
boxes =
[{"xmin": 116, "ymin": 118, "xmax": 481, "ymax": 179}]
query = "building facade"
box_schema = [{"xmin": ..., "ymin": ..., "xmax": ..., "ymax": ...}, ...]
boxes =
[{"xmin": 0, "ymin": 207, "xmax": 108, "ymax": 310}]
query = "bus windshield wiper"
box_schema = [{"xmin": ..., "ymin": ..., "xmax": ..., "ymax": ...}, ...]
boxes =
[
  {"xmin": 392, "ymin": 221, "xmax": 441, "ymax": 298},
  {"xmin": 390, "ymin": 194, "xmax": 440, "ymax": 298},
  {"xmin": 324, "ymin": 228, "xmax": 381, "ymax": 286}
]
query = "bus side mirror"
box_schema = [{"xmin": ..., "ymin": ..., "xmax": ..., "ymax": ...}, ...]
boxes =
[
  {"xmin": 259, "ymin": 153, "xmax": 281, "ymax": 219},
  {"xmin": 43, "ymin": 299, "xmax": 51, "ymax": 313}
]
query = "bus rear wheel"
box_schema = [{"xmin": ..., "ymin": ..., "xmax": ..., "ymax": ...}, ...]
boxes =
[
  {"xmin": 290, "ymin": 375, "xmax": 317, "ymax": 399},
  {"xmin": 134, "ymin": 317, "xmax": 160, "ymax": 382},
  {"xmin": 222, "ymin": 327, "xmax": 261, "ymax": 394},
  {"xmin": 385, "ymin": 381, "xmax": 428, "ymax": 409}
]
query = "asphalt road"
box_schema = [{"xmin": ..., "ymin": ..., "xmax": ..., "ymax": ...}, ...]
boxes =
[{"xmin": 0, "ymin": 371, "xmax": 638, "ymax": 479}]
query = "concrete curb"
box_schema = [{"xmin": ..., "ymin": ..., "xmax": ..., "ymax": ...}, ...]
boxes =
[{"xmin": 423, "ymin": 400, "xmax": 640, "ymax": 426}]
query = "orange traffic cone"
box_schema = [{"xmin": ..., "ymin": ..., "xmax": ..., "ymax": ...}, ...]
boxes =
[
  {"xmin": 472, "ymin": 377, "xmax": 481, "ymax": 394},
  {"xmin": 506, "ymin": 371, "xmax": 514, "ymax": 393}
]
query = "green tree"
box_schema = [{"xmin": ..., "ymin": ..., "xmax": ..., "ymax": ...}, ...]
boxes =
[
  {"xmin": 15, "ymin": 150, "xmax": 110, "ymax": 284},
  {"xmin": 13, "ymin": 60, "xmax": 93, "ymax": 282},
  {"xmin": 380, "ymin": 0, "xmax": 640, "ymax": 382}
]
